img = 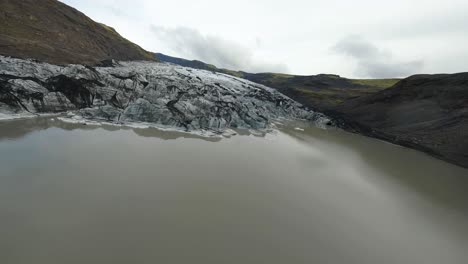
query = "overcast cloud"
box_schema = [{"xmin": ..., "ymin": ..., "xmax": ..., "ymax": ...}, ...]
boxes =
[
  {"xmin": 332, "ymin": 35, "xmax": 424, "ymax": 78},
  {"xmin": 151, "ymin": 26, "xmax": 289, "ymax": 73},
  {"xmin": 60, "ymin": 0, "xmax": 468, "ymax": 78}
]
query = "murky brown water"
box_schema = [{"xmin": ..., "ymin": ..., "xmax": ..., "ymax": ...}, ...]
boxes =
[{"xmin": 0, "ymin": 117, "xmax": 467, "ymax": 264}]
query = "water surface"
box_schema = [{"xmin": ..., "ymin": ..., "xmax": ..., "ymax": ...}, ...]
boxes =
[{"xmin": 0, "ymin": 117, "xmax": 467, "ymax": 264}]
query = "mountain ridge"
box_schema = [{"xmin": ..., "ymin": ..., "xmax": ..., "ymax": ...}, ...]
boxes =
[
  {"xmin": 332, "ymin": 73, "xmax": 468, "ymax": 166},
  {"xmin": 0, "ymin": 0, "xmax": 155, "ymax": 65}
]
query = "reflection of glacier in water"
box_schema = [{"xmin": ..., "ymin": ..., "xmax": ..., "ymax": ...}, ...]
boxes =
[{"xmin": 0, "ymin": 117, "xmax": 467, "ymax": 264}]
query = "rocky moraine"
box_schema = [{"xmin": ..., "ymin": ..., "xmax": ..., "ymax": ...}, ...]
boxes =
[{"xmin": 0, "ymin": 56, "xmax": 329, "ymax": 132}]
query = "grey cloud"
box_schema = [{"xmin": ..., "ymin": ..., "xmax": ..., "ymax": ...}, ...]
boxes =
[
  {"xmin": 332, "ymin": 35, "xmax": 423, "ymax": 78},
  {"xmin": 150, "ymin": 26, "xmax": 289, "ymax": 73}
]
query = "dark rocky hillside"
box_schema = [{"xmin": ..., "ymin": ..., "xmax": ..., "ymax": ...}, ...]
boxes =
[
  {"xmin": 0, "ymin": 0, "xmax": 155, "ymax": 65},
  {"xmin": 155, "ymin": 53, "xmax": 219, "ymax": 72},
  {"xmin": 332, "ymin": 73, "xmax": 468, "ymax": 168}
]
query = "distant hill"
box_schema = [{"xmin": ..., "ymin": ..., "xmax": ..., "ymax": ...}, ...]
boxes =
[
  {"xmin": 155, "ymin": 53, "xmax": 219, "ymax": 72},
  {"xmin": 155, "ymin": 53, "xmax": 400, "ymax": 110},
  {"xmin": 333, "ymin": 73, "xmax": 468, "ymax": 168},
  {"xmin": 0, "ymin": 0, "xmax": 155, "ymax": 65}
]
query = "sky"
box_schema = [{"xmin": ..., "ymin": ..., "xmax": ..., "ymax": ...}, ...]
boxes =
[{"xmin": 60, "ymin": 0, "xmax": 468, "ymax": 78}]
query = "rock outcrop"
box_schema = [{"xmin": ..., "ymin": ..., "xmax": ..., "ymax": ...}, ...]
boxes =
[{"xmin": 0, "ymin": 56, "xmax": 328, "ymax": 132}]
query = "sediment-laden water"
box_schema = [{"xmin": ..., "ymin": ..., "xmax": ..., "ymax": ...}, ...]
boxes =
[{"xmin": 0, "ymin": 117, "xmax": 467, "ymax": 264}]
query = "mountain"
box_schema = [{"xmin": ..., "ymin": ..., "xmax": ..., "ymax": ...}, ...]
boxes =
[
  {"xmin": 155, "ymin": 53, "xmax": 400, "ymax": 110},
  {"xmin": 0, "ymin": 0, "xmax": 155, "ymax": 65},
  {"xmin": 155, "ymin": 53, "xmax": 219, "ymax": 72},
  {"xmin": 0, "ymin": 1, "xmax": 466, "ymax": 168},
  {"xmin": 332, "ymin": 73, "xmax": 468, "ymax": 168}
]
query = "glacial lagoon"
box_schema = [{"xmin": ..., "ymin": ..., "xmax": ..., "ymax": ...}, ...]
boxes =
[{"xmin": 0, "ymin": 117, "xmax": 467, "ymax": 264}]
